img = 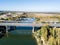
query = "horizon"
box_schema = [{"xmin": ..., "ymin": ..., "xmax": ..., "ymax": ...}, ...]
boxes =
[
  {"xmin": 0, "ymin": 10, "xmax": 60, "ymax": 13},
  {"xmin": 0, "ymin": 0, "xmax": 60, "ymax": 12}
]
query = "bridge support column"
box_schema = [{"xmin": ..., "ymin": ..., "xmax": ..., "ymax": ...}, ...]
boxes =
[
  {"xmin": 32, "ymin": 26, "xmax": 34, "ymax": 33},
  {"xmin": 6, "ymin": 26, "xmax": 9, "ymax": 37},
  {"xmin": 54, "ymin": 22, "xmax": 56, "ymax": 24}
]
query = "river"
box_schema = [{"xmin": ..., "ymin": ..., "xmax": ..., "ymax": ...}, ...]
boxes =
[{"xmin": 0, "ymin": 26, "xmax": 38, "ymax": 45}]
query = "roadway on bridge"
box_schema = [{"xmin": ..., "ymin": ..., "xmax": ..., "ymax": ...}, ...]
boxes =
[{"xmin": 0, "ymin": 22, "xmax": 60, "ymax": 27}]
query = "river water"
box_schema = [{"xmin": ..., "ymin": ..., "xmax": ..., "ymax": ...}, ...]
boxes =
[{"xmin": 0, "ymin": 26, "xmax": 38, "ymax": 45}]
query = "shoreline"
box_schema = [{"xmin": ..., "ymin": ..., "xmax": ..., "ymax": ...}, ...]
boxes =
[{"xmin": 33, "ymin": 33, "xmax": 41, "ymax": 45}]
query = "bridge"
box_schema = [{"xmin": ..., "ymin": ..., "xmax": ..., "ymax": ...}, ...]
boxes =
[
  {"xmin": 0, "ymin": 21, "xmax": 60, "ymax": 37},
  {"xmin": 0, "ymin": 22, "xmax": 60, "ymax": 27}
]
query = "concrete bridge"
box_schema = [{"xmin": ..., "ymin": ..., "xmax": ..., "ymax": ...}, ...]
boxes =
[
  {"xmin": 0, "ymin": 21, "xmax": 60, "ymax": 37},
  {"xmin": 0, "ymin": 20, "xmax": 60, "ymax": 26}
]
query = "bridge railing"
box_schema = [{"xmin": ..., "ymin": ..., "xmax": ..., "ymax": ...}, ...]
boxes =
[
  {"xmin": 0, "ymin": 21, "xmax": 34, "ymax": 23},
  {"xmin": 0, "ymin": 20, "xmax": 60, "ymax": 25}
]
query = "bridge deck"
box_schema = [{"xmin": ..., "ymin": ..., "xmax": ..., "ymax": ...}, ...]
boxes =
[{"xmin": 0, "ymin": 23, "xmax": 60, "ymax": 27}]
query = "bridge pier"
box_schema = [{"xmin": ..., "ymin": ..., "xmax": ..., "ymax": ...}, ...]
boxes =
[
  {"xmin": 32, "ymin": 26, "xmax": 34, "ymax": 33},
  {"xmin": 6, "ymin": 26, "xmax": 9, "ymax": 37},
  {"xmin": 32, "ymin": 20, "xmax": 35, "ymax": 33}
]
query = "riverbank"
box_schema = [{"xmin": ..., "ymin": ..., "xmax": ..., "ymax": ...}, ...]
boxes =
[
  {"xmin": 33, "ymin": 25, "xmax": 60, "ymax": 45},
  {"xmin": 34, "ymin": 32, "xmax": 46, "ymax": 45},
  {"xmin": 33, "ymin": 34, "xmax": 40, "ymax": 45},
  {"xmin": 33, "ymin": 32, "xmax": 41, "ymax": 45}
]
